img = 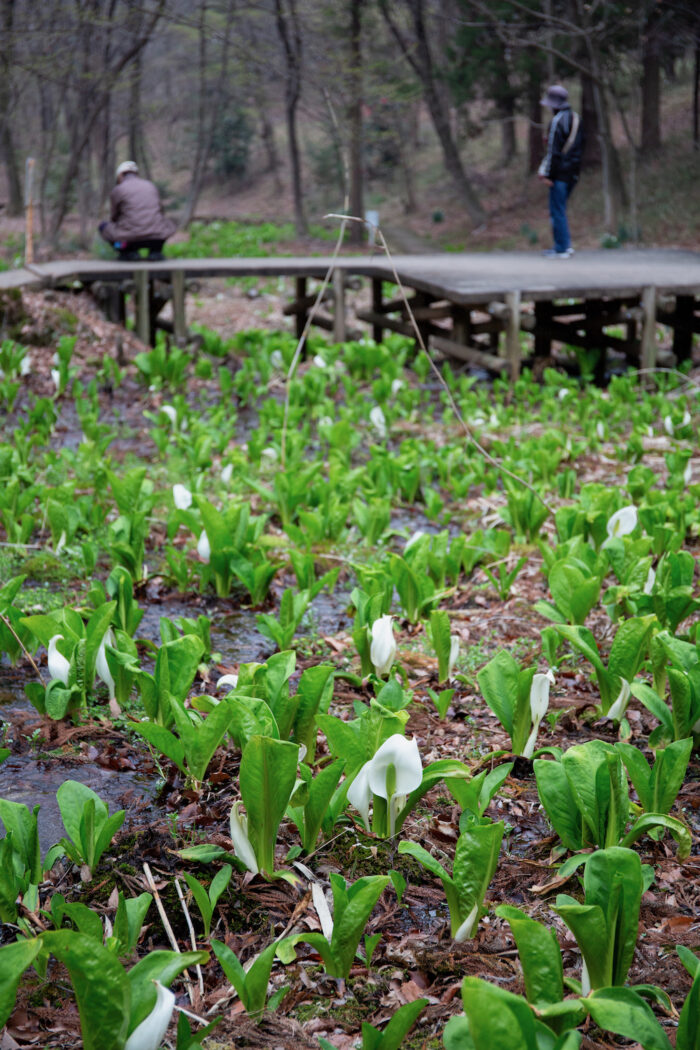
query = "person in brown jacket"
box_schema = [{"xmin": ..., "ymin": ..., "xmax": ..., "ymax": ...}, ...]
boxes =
[{"xmin": 99, "ymin": 161, "xmax": 177, "ymax": 260}]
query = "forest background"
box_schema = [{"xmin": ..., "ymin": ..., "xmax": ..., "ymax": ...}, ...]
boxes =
[{"xmin": 0, "ymin": 0, "xmax": 699, "ymax": 261}]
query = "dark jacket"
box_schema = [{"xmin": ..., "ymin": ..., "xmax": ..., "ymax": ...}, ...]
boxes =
[
  {"xmin": 101, "ymin": 173, "xmax": 177, "ymax": 243},
  {"xmin": 538, "ymin": 104, "xmax": 584, "ymax": 184}
]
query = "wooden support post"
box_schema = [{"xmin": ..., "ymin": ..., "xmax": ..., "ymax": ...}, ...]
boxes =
[
  {"xmin": 672, "ymin": 295, "xmax": 695, "ymax": 362},
  {"xmin": 372, "ymin": 278, "xmax": 383, "ymax": 344},
  {"xmin": 295, "ymin": 276, "xmax": 307, "ymax": 340},
  {"xmin": 134, "ymin": 269, "xmax": 150, "ymax": 346},
  {"xmin": 105, "ymin": 284, "xmax": 126, "ymax": 325},
  {"xmin": 504, "ymin": 291, "xmax": 521, "ymax": 382},
  {"xmin": 451, "ymin": 304, "xmax": 470, "ymax": 346},
  {"xmin": 640, "ymin": 285, "xmax": 657, "ymax": 377},
  {"xmin": 171, "ymin": 270, "xmax": 187, "ymax": 347},
  {"xmin": 534, "ymin": 300, "xmax": 553, "ymax": 360},
  {"xmin": 332, "ymin": 268, "xmax": 346, "ymax": 344},
  {"xmin": 586, "ymin": 298, "xmax": 607, "ymax": 385}
]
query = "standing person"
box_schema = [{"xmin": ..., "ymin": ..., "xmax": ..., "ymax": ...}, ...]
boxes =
[
  {"xmin": 538, "ymin": 85, "xmax": 584, "ymax": 258},
  {"xmin": 98, "ymin": 161, "xmax": 177, "ymax": 261}
]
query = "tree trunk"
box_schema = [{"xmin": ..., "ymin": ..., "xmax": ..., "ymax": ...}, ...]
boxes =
[
  {"xmin": 694, "ymin": 29, "xmax": 699, "ymax": 150},
  {"xmin": 0, "ymin": 0, "xmax": 23, "ymax": 216},
  {"xmin": 275, "ymin": 0, "xmax": 307, "ymax": 236},
  {"xmin": 380, "ymin": 0, "xmax": 485, "ymax": 226},
  {"xmin": 128, "ymin": 52, "xmax": 151, "ymax": 179},
  {"xmin": 580, "ymin": 72, "xmax": 602, "ymax": 167},
  {"xmin": 526, "ymin": 72, "xmax": 542, "ymax": 175},
  {"xmin": 499, "ymin": 95, "xmax": 517, "ymax": 167},
  {"xmin": 348, "ymin": 0, "xmax": 364, "ymax": 243},
  {"xmin": 640, "ymin": 10, "xmax": 662, "ymax": 153}
]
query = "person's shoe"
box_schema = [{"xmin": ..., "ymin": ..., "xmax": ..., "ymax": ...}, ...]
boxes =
[
  {"xmin": 147, "ymin": 250, "xmax": 165, "ymax": 261},
  {"xmin": 118, "ymin": 250, "xmax": 140, "ymax": 262},
  {"xmin": 542, "ymin": 247, "xmax": 573, "ymax": 258}
]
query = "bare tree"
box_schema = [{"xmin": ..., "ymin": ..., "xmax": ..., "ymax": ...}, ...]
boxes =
[
  {"xmin": 0, "ymin": 0, "xmax": 24, "ymax": 216},
  {"xmin": 379, "ymin": 0, "xmax": 486, "ymax": 226},
  {"xmin": 275, "ymin": 0, "xmax": 307, "ymax": 236}
]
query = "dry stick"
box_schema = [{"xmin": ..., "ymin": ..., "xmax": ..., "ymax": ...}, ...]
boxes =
[
  {"xmin": 0, "ymin": 613, "xmax": 46, "ymax": 685},
  {"xmin": 142, "ymin": 862, "xmax": 195, "ymax": 1005},
  {"xmin": 175, "ymin": 877, "xmax": 205, "ymax": 997},
  {"xmin": 326, "ymin": 212, "xmax": 555, "ymax": 514}
]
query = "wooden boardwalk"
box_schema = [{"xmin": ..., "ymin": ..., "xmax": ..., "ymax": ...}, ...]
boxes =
[{"xmin": 2, "ymin": 249, "xmax": 699, "ymax": 379}]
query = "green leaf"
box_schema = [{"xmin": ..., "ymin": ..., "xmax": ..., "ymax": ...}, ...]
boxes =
[
  {"xmin": 373, "ymin": 997, "xmax": 427, "ymax": 1050},
  {"xmin": 329, "ymin": 874, "xmax": 389, "ymax": 979},
  {"xmin": 495, "ymin": 904, "xmax": 563, "ymax": 1006},
  {"xmin": 130, "ymin": 720, "xmax": 186, "ymax": 775},
  {"xmin": 40, "ymin": 931, "xmax": 130, "ymax": 1050},
  {"xmin": 451, "ymin": 822, "xmax": 503, "ymax": 939},
  {"xmin": 183, "ymin": 873, "xmax": 213, "ymax": 937},
  {"xmin": 126, "ymin": 949, "xmax": 208, "ymax": 1033},
  {"xmin": 0, "ymin": 938, "xmax": 43, "ymax": 1028},
  {"xmin": 477, "ymin": 650, "xmax": 519, "ymax": 739},
  {"xmin": 534, "ymin": 759, "xmax": 582, "ymax": 851},
  {"xmin": 461, "ymin": 975, "xmax": 539, "ymax": 1049},
  {"xmin": 620, "ymin": 812, "xmax": 691, "ymax": 860},
  {"xmin": 677, "ymin": 969, "xmax": 700, "ymax": 1050},
  {"xmin": 584, "ymin": 987, "xmax": 672, "ymax": 1050},
  {"xmin": 239, "ymin": 736, "xmax": 299, "ymax": 873}
]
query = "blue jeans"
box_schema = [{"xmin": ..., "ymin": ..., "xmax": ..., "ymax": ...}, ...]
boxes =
[{"xmin": 549, "ymin": 180, "xmax": 573, "ymax": 252}]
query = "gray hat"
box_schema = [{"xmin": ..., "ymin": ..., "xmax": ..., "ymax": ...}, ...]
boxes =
[
  {"xmin": 115, "ymin": 160, "xmax": 139, "ymax": 178},
  {"xmin": 540, "ymin": 85, "xmax": 569, "ymax": 109}
]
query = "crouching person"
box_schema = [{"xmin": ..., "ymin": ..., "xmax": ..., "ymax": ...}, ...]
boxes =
[{"xmin": 99, "ymin": 161, "xmax": 176, "ymax": 261}]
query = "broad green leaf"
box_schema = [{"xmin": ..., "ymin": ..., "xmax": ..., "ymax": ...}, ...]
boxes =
[
  {"xmin": 620, "ymin": 812, "xmax": 691, "ymax": 860},
  {"xmin": 0, "ymin": 800, "xmax": 42, "ymax": 882},
  {"xmin": 608, "ymin": 616, "xmax": 655, "ymax": 683},
  {"xmin": 398, "ymin": 840, "xmax": 450, "ymax": 884},
  {"xmin": 495, "ymin": 904, "xmax": 563, "ymax": 1006},
  {"xmin": 477, "ymin": 650, "xmax": 519, "ymax": 739},
  {"xmin": 584, "ymin": 987, "xmax": 672, "ymax": 1050},
  {"xmin": 0, "ymin": 938, "xmax": 43, "ymax": 1028},
  {"xmin": 40, "ymin": 931, "xmax": 130, "ymax": 1050},
  {"xmin": 130, "ymin": 720, "xmax": 186, "ymax": 774},
  {"xmin": 329, "ymin": 874, "xmax": 389, "ymax": 979},
  {"xmin": 126, "ymin": 949, "xmax": 208, "ymax": 1033},
  {"xmin": 240, "ymin": 735, "xmax": 299, "ymax": 873},
  {"xmin": 452, "ymin": 821, "xmax": 503, "ymax": 938},
  {"xmin": 461, "ymin": 975, "xmax": 538, "ymax": 1050},
  {"xmin": 534, "ymin": 759, "xmax": 582, "ymax": 850},
  {"xmin": 677, "ymin": 969, "xmax": 700, "ymax": 1050},
  {"xmin": 374, "ymin": 997, "xmax": 427, "ymax": 1050}
]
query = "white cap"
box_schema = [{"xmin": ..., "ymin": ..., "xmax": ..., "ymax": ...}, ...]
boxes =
[{"xmin": 115, "ymin": 160, "xmax": 138, "ymax": 178}]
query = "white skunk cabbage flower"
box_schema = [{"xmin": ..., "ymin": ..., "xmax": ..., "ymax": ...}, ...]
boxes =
[
  {"xmin": 261, "ymin": 446, "xmax": 278, "ymax": 462},
  {"xmin": 606, "ymin": 678, "xmax": 631, "ymax": 722},
  {"xmin": 454, "ymin": 903, "xmax": 480, "ymax": 943},
  {"xmin": 313, "ymin": 354, "xmax": 326, "ymax": 368},
  {"xmin": 391, "ymin": 378, "xmax": 404, "ymax": 396},
  {"xmin": 404, "ymin": 530, "xmax": 424, "ymax": 552},
  {"xmin": 124, "ymin": 981, "xmax": 175, "ymax": 1050},
  {"xmin": 311, "ymin": 881, "xmax": 334, "ymax": 941},
  {"xmin": 369, "ymin": 405, "xmax": 387, "ymax": 439},
  {"xmin": 50, "ymin": 368, "xmax": 61, "ymax": 391},
  {"xmin": 448, "ymin": 636, "xmax": 460, "ymax": 679},
  {"xmin": 96, "ymin": 628, "xmax": 116, "ymax": 701},
  {"xmin": 20, "ymin": 354, "xmax": 31, "ymax": 376},
  {"xmin": 663, "ymin": 415, "xmax": 674, "ymax": 436},
  {"xmin": 682, "ymin": 410, "xmax": 691, "ymax": 426},
  {"xmin": 48, "ymin": 635, "xmax": 70, "ymax": 685},
  {"xmin": 370, "ymin": 615, "xmax": 396, "ymax": 677},
  {"xmin": 348, "ymin": 734, "xmax": 423, "ymax": 837},
  {"xmin": 221, "ymin": 463, "xmax": 233, "ymax": 484},
  {"xmin": 55, "ymin": 530, "xmax": 67, "ymax": 555},
  {"xmin": 161, "ymin": 405, "xmax": 177, "ymax": 426},
  {"xmin": 596, "ymin": 421, "xmax": 605, "ymax": 440},
  {"xmin": 684, "ymin": 461, "xmax": 692, "ymax": 486},
  {"xmin": 581, "ymin": 960, "xmax": 591, "ymax": 998},
  {"xmin": 216, "ymin": 673, "xmax": 238, "ymax": 691},
  {"xmin": 558, "ymin": 387, "xmax": 569, "ymax": 400},
  {"xmin": 229, "ymin": 801, "xmax": 259, "ymax": 874},
  {"xmin": 197, "ymin": 530, "xmax": 210, "ymax": 563},
  {"xmin": 606, "ymin": 505, "xmax": 637, "ymax": 539},
  {"xmin": 643, "ymin": 567, "xmax": 656, "ymax": 595},
  {"xmin": 270, "ymin": 349, "xmax": 284, "ymax": 370},
  {"xmin": 522, "ymin": 669, "xmax": 555, "ymax": 759},
  {"xmin": 172, "ymin": 484, "xmax": 192, "ymax": 510}
]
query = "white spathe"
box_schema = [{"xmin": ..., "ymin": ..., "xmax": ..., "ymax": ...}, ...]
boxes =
[
  {"xmin": 55, "ymin": 530, "xmax": 67, "ymax": 555},
  {"xmin": 216, "ymin": 673, "xmax": 238, "ymax": 691},
  {"xmin": 229, "ymin": 801, "xmax": 259, "ymax": 874},
  {"xmin": 369, "ymin": 615, "xmax": 396, "ymax": 677},
  {"xmin": 313, "ymin": 354, "xmax": 326, "ymax": 368},
  {"xmin": 404, "ymin": 530, "xmax": 424, "ymax": 551},
  {"xmin": 684, "ymin": 461, "xmax": 692, "ymax": 486},
  {"xmin": 221, "ymin": 463, "xmax": 233, "ymax": 484},
  {"xmin": 596, "ymin": 421, "xmax": 605, "ymax": 440},
  {"xmin": 172, "ymin": 484, "xmax": 192, "ymax": 510},
  {"xmin": 606, "ymin": 678, "xmax": 631, "ymax": 722},
  {"xmin": 311, "ymin": 881, "xmax": 334, "ymax": 941},
  {"xmin": 606, "ymin": 505, "xmax": 637, "ymax": 539},
  {"xmin": 124, "ymin": 981, "xmax": 175, "ymax": 1050},
  {"xmin": 161, "ymin": 405, "xmax": 177, "ymax": 426},
  {"xmin": 522, "ymin": 669, "xmax": 555, "ymax": 759},
  {"xmin": 369, "ymin": 405, "xmax": 387, "ymax": 439},
  {"xmin": 643, "ymin": 567, "xmax": 656, "ymax": 595},
  {"xmin": 448, "ymin": 636, "xmax": 460, "ymax": 679},
  {"xmin": 663, "ymin": 415, "xmax": 674, "ymax": 436},
  {"xmin": 96, "ymin": 628, "xmax": 116, "ymax": 702},
  {"xmin": 348, "ymin": 734, "xmax": 423, "ymax": 837},
  {"xmin": 197, "ymin": 530, "xmax": 211, "ymax": 563},
  {"xmin": 453, "ymin": 903, "xmax": 479, "ymax": 943},
  {"xmin": 48, "ymin": 635, "xmax": 70, "ymax": 685}
]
